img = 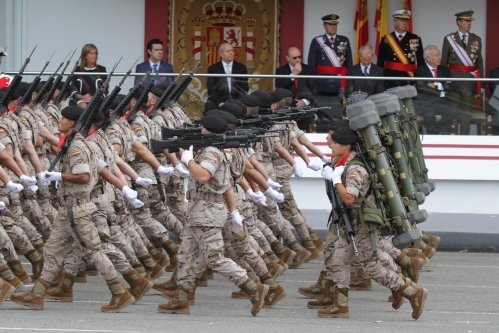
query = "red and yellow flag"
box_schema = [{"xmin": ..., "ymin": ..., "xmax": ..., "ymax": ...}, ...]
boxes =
[
  {"xmin": 374, "ymin": 0, "xmax": 388, "ymax": 56},
  {"xmin": 354, "ymin": 0, "xmax": 369, "ymax": 63},
  {"xmin": 402, "ymin": 0, "xmax": 413, "ymax": 32}
]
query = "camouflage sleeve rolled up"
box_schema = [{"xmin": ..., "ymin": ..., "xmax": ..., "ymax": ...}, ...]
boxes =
[{"xmin": 343, "ymin": 164, "xmax": 371, "ymax": 209}]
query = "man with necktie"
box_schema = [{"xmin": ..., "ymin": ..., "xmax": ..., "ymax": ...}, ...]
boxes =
[
  {"xmin": 377, "ymin": 10, "xmax": 424, "ymax": 88},
  {"xmin": 134, "ymin": 39, "xmax": 174, "ymax": 86},
  {"xmin": 345, "ymin": 45, "xmax": 384, "ymax": 99}
]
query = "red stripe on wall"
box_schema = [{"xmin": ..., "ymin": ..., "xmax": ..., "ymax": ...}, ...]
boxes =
[
  {"xmin": 144, "ymin": 0, "xmax": 170, "ymax": 62},
  {"xmin": 293, "ymin": 153, "xmax": 499, "ymax": 160},
  {"xmin": 280, "ymin": 0, "xmax": 305, "ymax": 67}
]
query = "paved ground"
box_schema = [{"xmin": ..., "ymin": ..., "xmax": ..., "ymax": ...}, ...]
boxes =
[{"xmin": 1, "ymin": 251, "xmax": 498, "ymax": 333}]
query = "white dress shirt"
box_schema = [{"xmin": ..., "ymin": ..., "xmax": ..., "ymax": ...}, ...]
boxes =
[{"xmin": 223, "ymin": 60, "xmax": 233, "ymax": 92}]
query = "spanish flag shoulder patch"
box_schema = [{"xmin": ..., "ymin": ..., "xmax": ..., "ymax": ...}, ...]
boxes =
[
  {"xmin": 348, "ymin": 174, "xmax": 357, "ymax": 179},
  {"xmin": 0, "ymin": 129, "xmax": 4, "ymax": 132},
  {"xmin": 108, "ymin": 129, "xmax": 116, "ymax": 134},
  {"xmin": 48, "ymin": 115, "xmax": 53, "ymax": 119},
  {"xmin": 223, "ymin": 148, "xmax": 231, "ymax": 153},
  {"xmin": 73, "ymin": 150, "xmax": 81, "ymax": 156},
  {"xmin": 134, "ymin": 126, "xmax": 142, "ymax": 131},
  {"xmin": 209, "ymin": 156, "xmax": 217, "ymax": 161},
  {"xmin": 21, "ymin": 120, "xmax": 26, "ymax": 124}
]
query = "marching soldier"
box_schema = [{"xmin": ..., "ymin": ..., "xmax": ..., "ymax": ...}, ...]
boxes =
[
  {"xmin": 441, "ymin": 10, "xmax": 484, "ymax": 135},
  {"xmin": 377, "ymin": 10, "xmax": 424, "ymax": 88},
  {"xmin": 307, "ymin": 14, "xmax": 353, "ymax": 112}
]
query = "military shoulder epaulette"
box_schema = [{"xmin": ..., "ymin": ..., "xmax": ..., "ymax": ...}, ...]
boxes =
[
  {"xmin": 448, "ymin": 32, "xmax": 454, "ymax": 36},
  {"xmin": 471, "ymin": 32, "xmax": 476, "ymax": 36}
]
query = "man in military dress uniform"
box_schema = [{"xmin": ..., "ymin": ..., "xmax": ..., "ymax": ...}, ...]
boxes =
[
  {"xmin": 308, "ymin": 14, "xmax": 353, "ymax": 116},
  {"xmin": 441, "ymin": 10, "xmax": 484, "ymax": 135},
  {"xmin": 377, "ymin": 10, "xmax": 424, "ymax": 88}
]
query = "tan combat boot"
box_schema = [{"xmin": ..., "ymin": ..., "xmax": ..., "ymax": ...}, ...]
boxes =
[
  {"xmin": 317, "ymin": 287, "xmax": 349, "ymax": 318},
  {"xmin": 398, "ymin": 283, "xmax": 428, "ymax": 319},
  {"xmin": 198, "ymin": 269, "xmax": 208, "ymax": 287},
  {"xmin": 25, "ymin": 249, "xmax": 44, "ymax": 281},
  {"xmin": 45, "ymin": 272, "xmax": 75, "ymax": 302},
  {"xmin": 288, "ymin": 241, "xmax": 311, "ymax": 269},
  {"xmin": 131, "ymin": 263, "xmax": 148, "ymax": 279},
  {"xmin": 298, "ymin": 270, "xmax": 326, "ymax": 298},
  {"xmin": 162, "ymin": 277, "xmax": 198, "ymax": 305},
  {"xmin": 10, "ymin": 278, "xmax": 49, "ymax": 310},
  {"xmin": 75, "ymin": 268, "xmax": 87, "ymax": 283},
  {"xmin": 395, "ymin": 253, "xmax": 423, "ymax": 283},
  {"xmin": 0, "ymin": 278, "xmax": 15, "ymax": 306},
  {"xmin": 147, "ymin": 244, "xmax": 169, "ymax": 267},
  {"xmin": 239, "ymin": 278, "xmax": 269, "ymax": 316},
  {"xmin": 420, "ymin": 242, "xmax": 436, "ymax": 260},
  {"xmin": 231, "ymin": 288, "xmax": 249, "ymax": 299},
  {"xmin": 139, "ymin": 254, "xmax": 165, "ymax": 280},
  {"xmin": 101, "ymin": 279, "xmax": 135, "ymax": 313},
  {"xmin": 308, "ymin": 279, "xmax": 334, "ymax": 309},
  {"xmin": 123, "ymin": 268, "xmax": 153, "ymax": 303},
  {"xmin": 308, "ymin": 229, "xmax": 326, "ymax": 251},
  {"xmin": 302, "ymin": 237, "xmax": 320, "ymax": 262},
  {"xmin": 270, "ymin": 240, "xmax": 296, "ymax": 265},
  {"xmin": 265, "ymin": 251, "xmax": 289, "ymax": 273},
  {"xmin": 162, "ymin": 240, "xmax": 179, "ymax": 272},
  {"xmin": 265, "ymin": 259, "xmax": 284, "ymax": 280},
  {"xmin": 85, "ymin": 264, "xmax": 99, "ymax": 276},
  {"xmin": 206, "ymin": 268, "xmax": 214, "ymax": 280},
  {"xmin": 157, "ymin": 286, "xmax": 191, "ymax": 314},
  {"xmin": 403, "ymin": 247, "xmax": 423, "ymax": 258},
  {"xmin": 7, "ymin": 260, "xmax": 32, "ymax": 284},
  {"xmin": 422, "ymin": 231, "xmax": 441, "ymax": 249},
  {"xmin": 261, "ymin": 274, "xmax": 287, "ymax": 308},
  {"xmin": 349, "ymin": 267, "xmax": 372, "ymax": 291},
  {"xmin": 0, "ymin": 265, "xmax": 24, "ymax": 292},
  {"xmin": 153, "ymin": 268, "xmax": 177, "ymax": 293}
]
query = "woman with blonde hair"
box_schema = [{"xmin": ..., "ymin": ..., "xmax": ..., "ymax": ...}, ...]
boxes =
[{"xmin": 70, "ymin": 43, "xmax": 107, "ymax": 108}]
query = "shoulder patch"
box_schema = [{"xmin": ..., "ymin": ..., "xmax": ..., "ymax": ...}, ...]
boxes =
[
  {"xmin": 73, "ymin": 150, "xmax": 81, "ymax": 156},
  {"xmin": 21, "ymin": 120, "xmax": 26, "ymax": 124},
  {"xmin": 223, "ymin": 148, "xmax": 231, "ymax": 153},
  {"xmin": 0, "ymin": 129, "xmax": 4, "ymax": 132},
  {"xmin": 134, "ymin": 126, "xmax": 142, "ymax": 131},
  {"xmin": 209, "ymin": 156, "xmax": 217, "ymax": 161},
  {"xmin": 108, "ymin": 129, "xmax": 116, "ymax": 134},
  {"xmin": 48, "ymin": 115, "xmax": 53, "ymax": 119},
  {"xmin": 348, "ymin": 173, "xmax": 357, "ymax": 179}
]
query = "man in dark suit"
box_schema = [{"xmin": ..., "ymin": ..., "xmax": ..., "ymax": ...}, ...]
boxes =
[
  {"xmin": 413, "ymin": 45, "xmax": 458, "ymax": 135},
  {"xmin": 345, "ymin": 45, "xmax": 384, "ymax": 99},
  {"xmin": 275, "ymin": 47, "xmax": 316, "ymax": 107},
  {"xmin": 206, "ymin": 43, "xmax": 248, "ymax": 109},
  {"xmin": 134, "ymin": 39, "xmax": 173, "ymax": 86},
  {"xmin": 377, "ymin": 10, "xmax": 424, "ymax": 88}
]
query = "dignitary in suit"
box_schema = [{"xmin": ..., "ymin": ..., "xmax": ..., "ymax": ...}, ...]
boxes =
[
  {"xmin": 205, "ymin": 43, "xmax": 248, "ymax": 110},
  {"xmin": 134, "ymin": 39, "xmax": 173, "ymax": 86},
  {"xmin": 307, "ymin": 14, "xmax": 352, "ymax": 97},
  {"xmin": 377, "ymin": 10, "xmax": 424, "ymax": 88},
  {"xmin": 345, "ymin": 45, "xmax": 384, "ymax": 99},
  {"xmin": 441, "ymin": 10, "xmax": 484, "ymax": 135},
  {"xmin": 275, "ymin": 47, "xmax": 317, "ymax": 107},
  {"xmin": 413, "ymin": 46, "xmax": 458, "ymax": 135}
]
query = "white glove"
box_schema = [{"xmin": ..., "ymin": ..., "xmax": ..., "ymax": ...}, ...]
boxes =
[
  {"xmin": 27, "ymin": 185, "xmax": 38, "ymax": 194},
  {"xmin": 230, "ymin": 210, "xmax": 243, "ymax": 227},
  {"xmin": 135, "ymin": 177, "xmax": 152, "ymax": 187},
  {"xmin": 267, "ymin": 178, "xmax": 282, "ymax": 191},
  {"xmin": 36, "ymin": 172, "xmax": 50, "ymax": 186},
  {"xmin": 129, "ymin": 198, "xmax": 144, "ymax": 209},
  {"xmin": 44, "ymin": 171, "xmax": 62, "ymax": 182},
  {"xmin": 321, "ymin": 166, "xmax": 334, "ymax": 182},
  {"xmin": 292, "ymin": 163, "xmax": 303, "ymax": 178},
  {"xmin": 307, "ymin": 160, "xmax": 322, "ymax": 171},
  {"xmin": 322, "ymin": 155, "xmax": 332, "ymax": 164},
  {"xmin": 332, "ymin": 166, "xmax": 345, "ymax": 185},
  {"xmin": 20, "ymin": 175, "xmax": 37, "ymax": 186},
  {"xmin": 245, "ymin": 189, "xmax": 261, "ymax": 203},
  {"xmin": 266, "ymin": 187, "xmax": 284, "ymax": 203},
  {"xmin": 175, "ymin": 164, "xmax": 190, "ymax": 178},
  {"xmin": 6, "ymin": 181, "xmax": 24, "ymax": 193},
  {"xmin": 121, "ymin": 186, "xmax": 138, "ymax": 201},
  {"xmin": 0, "ymin": 201, "xmax": 5, "ymax": 210},
  {"xmin": 157, "ymin": 165, "xmax": 174, "ymax": 177},
  {"xmin": 180, "ymin": 145, "xmax": 194, "ymax": 166}
]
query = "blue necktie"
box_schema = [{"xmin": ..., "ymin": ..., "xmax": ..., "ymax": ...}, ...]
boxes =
[{"xmin": 152, "ymin": 63, "xmax": 158, "ymax": 85}]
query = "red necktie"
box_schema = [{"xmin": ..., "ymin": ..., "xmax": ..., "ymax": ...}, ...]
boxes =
[
  {"xmin": 432, "ymin": 68, "xmax": 437, "ymax": 78},
  {"xmin": 294, "ymin": 78, "xmax": 298, "ymax": 89}
]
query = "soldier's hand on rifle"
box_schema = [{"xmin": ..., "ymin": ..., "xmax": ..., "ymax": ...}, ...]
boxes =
[
  {"xmin": 6, "ymin": 181, "xmax": 24, "ymax": 193},
  {"xmin": 321, "ymin": 166, "xmax": 334, "ymax": 181},
  {"xmin": 230, "ymin": 210, "xmax": 244, "ymax": 227},
  {"xmin": 180, "ymin": 145, "xmax": 194, "ymax": 166},
  {"xmin": 307, "ymin": 160, "xmax": 322, "ymax": 171},
  {"xmin": 332, "ymin": 166, "xmax": 345, "ymax": 185},
  {"xmin": 36, "ymin": 172, "xmax": 50, "ymax": 186},
  {"xmin": 27, "ymin": 185, "xmax": 38, "ymax": 194},
  {"xmin": 20, "ymin": 174, "xmax": 37, "ymax": 186},
  {"xmin": 121, "ymin": 186, "xmax": 138, "ymax": 201},
  {"xmin": 157, "ymin": 165, "xmax": 174, "ymax": 177},
  {"xmin": 129, "ymin": 198, "xmax": 144, "ymax": 209},
  {"xmin": 0, "ymin": 201, "xmax": 5, "ymax": 210},
  {"xmin": 135, "ymin": 177, "xmax": 152, "ymax": 187},
  {"xmin": 266, "ymin": 178, "xmax": 282, "ymax": 191},
  {"xmin": 44, "ymin": 171, "xmax": 62, "ymax": 182},
  {"xmin": 266, "ymin": 187, "xmax": 284, "ymax": 203},
  {"xmin": 322, "ymin": 155, "xmax": 332, "ymax": 164},
  {"xmin": 292, "ymin": 163, "xmax": 303, "ymax": 178},
  {"xmin": 175, "ymin": 164, "xmax": 190, "ymax": 178}
]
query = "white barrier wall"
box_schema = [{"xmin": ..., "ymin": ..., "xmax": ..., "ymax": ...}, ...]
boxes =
[{"xmin": 303, "ymin": 0, "xmax": 487, "ymax": 66}]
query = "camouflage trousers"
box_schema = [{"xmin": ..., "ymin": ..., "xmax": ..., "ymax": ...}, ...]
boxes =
[
  {"xmin": 149, "ymin": 183, "xmax": 184, "ymax": 239},
  {"xmin": 165, "ymin": 173, "xmax": 187, "ymax": 225},
  {"xmin": 0, "ymin": 215, "xmax": 36, "ymax": 255},
  {"xmin": 331, "ymin": 222, "xmax": 404, "ymax": 291},
  {"xmin": 256, "ymin": 194, "xmax": 297, "ymax": 244},
  {"xmin": 130, "ymin": 186, "xmax": 170, "ymax": 244},
  {"xmin": 0, "ymin": 224, "xmax": 19, "ymax": 265},
  {"xmin": 379, "ymin": 236, "xmax": 402, "ymax": 261},
  {"xmin": 240, "ymin": 192, "xmax": 272, "ymax": 253},
  {"xmin": 40, "ymin": 208, "xmax": 119, "ymax": 284},
  {"xmin": 275, "ymin": 164, "xmax": 311, "ymax": 240},
  {"xmin": 20, "ymin": 194, "xmax": 52, "ymax": 238},
  {"xmin": 177, "ymin": 224, "xmax": 248, "ymax": 292}
]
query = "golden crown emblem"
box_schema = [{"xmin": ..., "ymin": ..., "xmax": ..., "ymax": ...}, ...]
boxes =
[
  {"xmin": 192, "ymin": 17, "xmax": 204, "ymax": 25},
  {"xmin": 244, "ymin": 18, "xmax": 256, "ymax": 26},
  {"xmin": 202, "ymin": 0, "xmax": 246, "ymax": 27}
]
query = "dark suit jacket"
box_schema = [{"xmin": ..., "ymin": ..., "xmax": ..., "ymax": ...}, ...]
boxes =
[
  {"xmin": 206, "ymin": 60, "xmax": 248, "ymax": 106},
  {"xmin": 490, "ymin": 67, "xmax": 499, "ymax": 95},
  {"xmin": 275, "ymin": 63, "xmax": 316, "ymax": 96},
  {"xmin": 134, "ymin": 60, "xmax": 173, "ymax": 86},
  {"xmin": 345, "ymin": 63, "xmax": 384, "ymax": 97},
  {"xmin": 413, "ymin": 64, "xmax": 455, "ymax": 98}
]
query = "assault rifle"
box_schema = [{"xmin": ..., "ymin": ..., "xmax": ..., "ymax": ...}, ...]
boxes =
[
  {"xmin": 237, "ymin": 114, "xmax": 293, "ymax": 129},
  {"xmin": 160, "ymin": 123, "xmax": 281, "ymax": 140},
  {"xmin": 47, "ymin": 61, "xmax": 118, "ymax": 172},
  {"xmin": 0, "ymin": 46, "xmax": 36, "ymax": 111},
  {"xmin": 96, "ymin": 56, "xmax": 134, "ymax": 114},
  {"xmin": 54, "ymin": 52, "xmax": 78, "ymax": 109},
  {"xmin": 14, "ymin": 49, "xmax": 56, "ymax": 114},
  {"xmin": 42, "ymin": 49, "xmax": 76, "ymax": 110},
  {"xmin": 127, "ymin": 63, "xmax": 162, "ymax": 124},
  {"xmin": 32, "ymin": 55, "xmax": 65, "ymax": 106}
]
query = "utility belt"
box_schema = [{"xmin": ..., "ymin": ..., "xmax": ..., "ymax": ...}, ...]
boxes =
[
  {"xmin": 90, "ymin": 185, "xmax": 106, "ymax": 198},
  {"xmin": 186, "ymin": 190, "xmax": 225, "ymax": 203},
  {"xmin": 58, "ymin": 195, "xmax": 91, "ymax": 207}
]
